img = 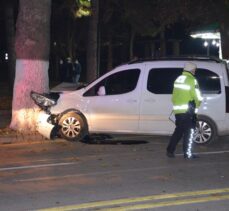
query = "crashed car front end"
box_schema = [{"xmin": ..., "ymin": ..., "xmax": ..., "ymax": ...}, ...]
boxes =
[
  {"xmin": 30, "ymin": 91, "xmax": 59, "ymax": 112},
  {"xmin": 30, "ymin": 91, "xmax": 60, "ymax": 139}
]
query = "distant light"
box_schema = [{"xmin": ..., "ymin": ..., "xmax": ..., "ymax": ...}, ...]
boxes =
[
  {"xmin": 5, "ymin": 53, "xmax": 8, "ymax": 60},
  {"xmin": 212, "ymin": 40, "xmax": 216, "ymax": 45},
  {"xmin": 190, "ymin": 28, "xmax": 222, "ymax": 59},
  {"xmin": 204, "ymin": 41, "xmax": 209, "ymax": 47},
  {"xmin": 191, "ymin": 32, "xmax": 220, "ymax": 39}
]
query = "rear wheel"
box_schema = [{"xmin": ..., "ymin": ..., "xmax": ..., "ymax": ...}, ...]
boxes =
[
  {"xmin": 193, "ymin": 116, "xmax": 217, "ymax": 144},
  {"xmin": 58, "ymin": 111, "xmax": 87, "ymax": 141}
]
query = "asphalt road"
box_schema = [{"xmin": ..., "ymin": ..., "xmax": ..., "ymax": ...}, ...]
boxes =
[{"xmin": 0, "ymin": 135, "xmax": 229, "ymax": 211}]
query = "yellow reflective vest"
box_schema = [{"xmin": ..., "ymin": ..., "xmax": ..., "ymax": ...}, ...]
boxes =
[{"xmin": 172, "ymin": 71, "xmax": 202, "ymax": 114}]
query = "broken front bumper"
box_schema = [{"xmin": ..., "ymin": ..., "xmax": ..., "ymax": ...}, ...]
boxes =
[{"xmin": 36, "ymin": 111, "xmax": 57, "ymax": 139}]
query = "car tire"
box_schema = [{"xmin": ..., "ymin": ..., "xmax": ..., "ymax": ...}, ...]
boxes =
[
  {"xmin": 58, "ymin": 111, "xmax": 88, "ymax": 141},
  {"xmin": 194, "ymin": 115, "xmax": 217, "ymax": 144}
]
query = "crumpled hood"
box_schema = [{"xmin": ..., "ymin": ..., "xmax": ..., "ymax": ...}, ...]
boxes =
[{"xmin": 50, "ymin": 88, "xmax": 85, "ymax": 114}]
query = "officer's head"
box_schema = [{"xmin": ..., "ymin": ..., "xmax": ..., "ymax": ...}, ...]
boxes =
[{"xmin": 184, "ymin": 62, "xmax": 197, "ymax": 75}]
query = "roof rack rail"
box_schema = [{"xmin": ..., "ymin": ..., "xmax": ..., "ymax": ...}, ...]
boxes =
[{"xmin": 128, "ymin": 56, "xmax": 222, "ymax": 64}]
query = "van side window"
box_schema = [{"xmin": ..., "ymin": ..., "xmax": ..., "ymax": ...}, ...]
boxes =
[
  {"xmin": 83, "ymin": 69, "xmax": 140, "ymax": 96},
  {"xmin": 147, "ymin": 68, "xmax": 182, "ymax": 94},
  {"xmin": 195, "ymin": 69, "xmax": 221, "ymax": 94},
  {"xmin": 147, "ymin": 68, "xmax": 221, "ymax": 95}
]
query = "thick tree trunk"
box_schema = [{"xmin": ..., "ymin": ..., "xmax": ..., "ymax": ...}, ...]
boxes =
[
  {"xmin": 10, "ymin": 0, "xmax": 51, "ymax": 133},
  {"xmin": 86, "ymin": 0, "xmax": 99, "ymax": 82}
]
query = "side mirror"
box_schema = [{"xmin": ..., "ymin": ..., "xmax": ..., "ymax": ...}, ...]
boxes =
[{"xmin": 97, "ymin": 86, "xmax": 106, "ymax": 96}]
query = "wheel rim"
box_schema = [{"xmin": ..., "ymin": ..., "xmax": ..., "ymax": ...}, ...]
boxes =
[
  {"xmin": 61, "ymin": 116, "xmax": 81, "ymax": 139},
  {"xmin": 194, "ymin": 120, "xmax": 212, "ymax": 144}
]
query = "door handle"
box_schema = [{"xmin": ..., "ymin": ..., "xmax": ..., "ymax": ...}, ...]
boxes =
[
  {"xmin": 127, "ymin": 99, "xmax": 137, "ymax": 103},
  {"xmin": 144, "ymin": 98, "xmax": 156, "ymax": 103}
]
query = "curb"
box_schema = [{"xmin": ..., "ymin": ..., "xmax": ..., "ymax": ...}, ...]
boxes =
[{"xmin": 0, "ymin": 133, "xmax": 48, "ymax": 145}]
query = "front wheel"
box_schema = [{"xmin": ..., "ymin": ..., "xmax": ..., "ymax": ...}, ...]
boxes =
[
  {"xmin": 58, "ymin": 111, "xmax": 88, "ymax": 141},
  {"xmin": 193, "ymin": 116, "xmax": 217, "ymax": 144}
]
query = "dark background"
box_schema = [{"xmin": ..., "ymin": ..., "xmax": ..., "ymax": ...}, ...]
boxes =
[{"xmin": 0, "ymin": 1, "xmax": 220, "ymax": 83}]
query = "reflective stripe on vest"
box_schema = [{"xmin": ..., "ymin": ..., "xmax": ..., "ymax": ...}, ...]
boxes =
[
  {"xmin": 173, "ymin": 104, "xmax": 189, "ymax": 110},
  {"xmin": 174, "ymin": 84, "xmax": 191, "ymax": 90},
  {"xmin": 173, "ymin": 105, "xmax": 199, "ymax": 113}
]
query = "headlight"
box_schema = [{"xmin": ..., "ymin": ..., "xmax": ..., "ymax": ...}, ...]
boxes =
[{"xmin": 30, "ymin": 91, "xmax": 57, "ymax": 110}]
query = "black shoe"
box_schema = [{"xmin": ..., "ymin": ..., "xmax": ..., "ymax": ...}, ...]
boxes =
[
  {"xmin": 184, "ymin": 154, "xmax": 199, "ymax": 159},
  {"xmin": 166, "ymin": 152, "xmax": 175, "ymax": 158}
]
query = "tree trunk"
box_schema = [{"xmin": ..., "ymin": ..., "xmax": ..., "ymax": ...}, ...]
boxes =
[
  {"xmin": 220, "ymin": 21, "xmax": 229, "ymax": 60},
  {"xmin": 4, "ymin": 0, "xmax": 16, "ymax": 93},
  {"xmin": 10, "ymin": 0, "xmax": 51, "ymax": 133},
  {"xmin": 107, "ymin": 31, "xmax": 113, "ymax": 71},
  {"xmin": 86, "ymin": 0, "xmax": 99, "ymax": 82},
  {"xmin": 159, "ymin": 30, "xmax": 166, "ymax": 57},
  {"xmin": 129, "ymin": 28, "xmax": 136, "ymax": 60}
]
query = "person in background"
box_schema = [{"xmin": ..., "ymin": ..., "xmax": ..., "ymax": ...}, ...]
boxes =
[
  {"xmin": 166, "ymin": 62, "xmax": 203, "ymax": 159},
  {"xmin": 65, "ymin": 57, "xmax": 73, "ymax": 82},
  {"xmin": 72, "ymin": 59, "xmax": 82, "ymax": 85},
  {"xmin": 59, "ymin": 58, "xmax": 67, "ymax": 82}
]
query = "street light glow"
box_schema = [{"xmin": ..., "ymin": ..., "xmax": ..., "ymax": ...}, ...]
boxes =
[
  {"xmin": 190, "ymin": 32, "xmax": 220, "ymax": 40},
  {"xmin": 190, "ymin": 30, "xmax": 222, "ymax": 59},
  {"xmin": 5, "ymin": 53, "xmax": 8, "ymax": 60},
  {"xmin": 204, "ymin": 41, "xmax": 208, "ymax": 47}
]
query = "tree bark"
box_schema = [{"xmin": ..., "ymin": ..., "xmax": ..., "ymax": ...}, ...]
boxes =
[
  {"xmin": 86, "ymin": 0, "xmax": 99, "ymax": 82},
  {"xmin": 10, "ymin": 0, "xmax": 51, "ymax": 133}
]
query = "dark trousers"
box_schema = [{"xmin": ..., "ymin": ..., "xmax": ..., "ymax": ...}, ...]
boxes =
[{"xmin": 167, "ymin": 113, "xmax": 195, "ymax": 156}]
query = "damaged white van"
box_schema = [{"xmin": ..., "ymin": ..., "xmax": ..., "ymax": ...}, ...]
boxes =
[{"xmin": 31, "ymin": 57, "xmax": 229, "ymax": 144}]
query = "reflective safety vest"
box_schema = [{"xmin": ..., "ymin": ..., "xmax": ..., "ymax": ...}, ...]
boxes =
[{"xmin": 172, "ymin": 71, "xmax": 203, "ymax": 114}]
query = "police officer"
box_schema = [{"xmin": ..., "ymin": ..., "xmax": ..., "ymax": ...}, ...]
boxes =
[{"xmin": 166, "ymin": 62, "xmax": 203, "ymax": 159}]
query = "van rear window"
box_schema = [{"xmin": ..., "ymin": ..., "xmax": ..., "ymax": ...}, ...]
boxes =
[{"xmin": 195, "ymin": 68, "xmax": 221, "ymax": 94}]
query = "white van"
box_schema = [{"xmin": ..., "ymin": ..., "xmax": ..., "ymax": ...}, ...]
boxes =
[{"xmin": 31, "ymin": 57, "xmax": 229, "ymax": 144}]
